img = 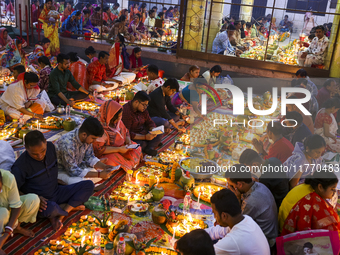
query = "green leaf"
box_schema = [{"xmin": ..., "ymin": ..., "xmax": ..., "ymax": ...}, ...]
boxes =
[
  {"xmin": 93, "ymin": 215, "xmax": 104, "ymax": 228},
  {"xmin": 145, "ymin": 237, "xmax": 157, "ymax": 249}
]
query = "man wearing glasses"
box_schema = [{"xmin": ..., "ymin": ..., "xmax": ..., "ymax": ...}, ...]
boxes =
[{"xmin": 122, "ymin": 91, "xmax": 162, "ymax": 156}]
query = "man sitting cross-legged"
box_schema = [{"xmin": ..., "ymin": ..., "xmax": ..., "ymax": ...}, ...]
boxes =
[{"xmin": 11, "ymin": 131, "xmax": 94, "ymax": 231}]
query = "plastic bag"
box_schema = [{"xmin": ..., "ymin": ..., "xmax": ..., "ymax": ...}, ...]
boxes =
[{"xmin": 38, "ymin": 90, "xmax": 55, "ymax": 112}]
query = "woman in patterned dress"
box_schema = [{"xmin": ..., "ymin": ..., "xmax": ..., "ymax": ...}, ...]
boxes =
[{"xmin": 281, "ymin": 170, "xmax": 339, "ymax": 236}]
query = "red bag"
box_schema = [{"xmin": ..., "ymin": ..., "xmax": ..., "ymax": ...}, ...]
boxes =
[{"xmin": 276, "ymin": 230, "xmax": 340, "ymax": 255}]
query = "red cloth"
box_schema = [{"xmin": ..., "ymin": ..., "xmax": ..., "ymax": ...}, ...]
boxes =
[
  {"xmin": 106, "ymin": 42, "xmax": 123, "ymax": 78},
  {"xmin": 86, "ymin": 60, "xmax": 107, "ymax": 86},
  {"xmin": 121, "ymin": 100, "xmax": 156, "ymax": 139},
  {"xmin": 281, "ymin": 191, "xmax": 340, "ymax": 236},
  {"xmin": 316, "ymin": 87, "xmax": 331, "ymax": 109},
  {"xmin": 129, "ymin": 53, "xmax": 147, "ymax": 78},
  {"xmin": 68, "ymin": 61, "xmax": 87, "ymax": 91},
  {"xmin": 314, "ymin": 111, "xmax": 333, "ymax": 129},
  {"xmin": 264, "ymin": 137, "xmax": 294, "ymax": 164}
]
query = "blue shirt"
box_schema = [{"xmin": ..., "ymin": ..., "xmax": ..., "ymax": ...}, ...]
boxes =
[
  {"xmin": 181, "ymin": 85, "xmax": 199, "ymax": 104},
  {"xmin": 11, "ymin": 142, "xmax": 59, "ymax": 199},
  {"xmin": 283, "ymin": 123, "xmax": 312, "ymax": 146},
  {"xmin": 212, "ymin": 31, "xmax": 235, "ymax": 55}
]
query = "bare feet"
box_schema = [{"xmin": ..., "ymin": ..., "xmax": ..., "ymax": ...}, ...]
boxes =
[
  {"xmin": 71, "ymin": 205, "xmax": 85, "ymax": 211},
  {"xmin": 13, "ymin": 225, "xmax": 35, "ymax": 237},
  {"xmin": 50, "ymin": 217, "xmax": 63, "ymax": 231}
]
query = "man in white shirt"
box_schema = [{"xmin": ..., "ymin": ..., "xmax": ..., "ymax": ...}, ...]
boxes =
[
  {"xmin": 144, "ymin": 9, "xmax": 159, "ymax": 38},
  {"xmin": 206, "ymin": 188, "xmax": 270, "ymax": 255},
  {"xmin": 146, "ymin": 64, "xmax": 164, "ymax": 94}
]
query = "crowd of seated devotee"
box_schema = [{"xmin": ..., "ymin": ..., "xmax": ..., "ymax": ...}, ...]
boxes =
[{"xmin": 0, "ymin": 13, "xmax": 340, "ymax": 252}]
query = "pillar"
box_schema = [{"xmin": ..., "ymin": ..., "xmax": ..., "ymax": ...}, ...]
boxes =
[
  {"xmin": 203, "ymin": 1, "xmax": 223, "ymax": 52},
  {"xmin": 329, "ymin": 1, "xmax": 340, "ymax": 77},
  {"xmin": 239, "ymin": 0, "xmax": 254, "ymax": 22},
  {"xmin": 183, "ymin": 0, "xmax": 206, "ymax": 51},
  {"xmin": 15, "ymin": 0, "xmax": 29, "ymax": 32}
]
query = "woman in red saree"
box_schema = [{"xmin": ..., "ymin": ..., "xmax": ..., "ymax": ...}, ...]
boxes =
[
  {"xmin": 106, "ymin": 42, "xmax": 136, "ymax": 84},
  {"xmin": 281, "ymin": 171, "xmax": 340, "ymax": 236},
  {"xmin": 129, "ymin": 47, "xmax": 147, "ymax": 79},
  {"xmin": 93, "ymin": 100, "xmax": 142, "ymax": 171},
  {"xmin": 38, "ymin": 0, "xmax": 60, "ymax": 56},
  {"xmin": 0, "ymin": 28, "xmax": 12, "ymax": 51},
  {"xmin": 61, "ymin": 2, "xmax": 73, "ymax": 23},
  {"xmin": 67, "ymin": 52, "xmax": 87, "ymax": 91}
]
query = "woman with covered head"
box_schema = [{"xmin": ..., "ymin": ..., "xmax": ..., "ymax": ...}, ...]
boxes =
[
  {"xmin": 61, "ymin": 10, "xmax": 83, "ymax": 34},
  {"xmin": 0, "ymin": 28, "xmax": 12, "ymax": 51},
  {"xmin": 1, "ymin": 39, "xmax": 26, "ymax": 69},
  {"xmin": 93, "ymin": 100, "xmax": 142, "ymax": 171},
  {"xmin": 0, "ymin": 72, "xmax": 47, "ymax": 120},
  {"xmin": 28, "ymin": 38, "xmax": 52, "ymax": 65}
]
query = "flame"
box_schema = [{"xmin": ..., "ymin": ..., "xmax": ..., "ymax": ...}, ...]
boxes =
[
  {"xmin": 69, "ymin": 228, "xmax": 73, "ymax": 234},
  {"xmin": 107, "ymin": 221, "xmax": 112, "ymax": 226},
  {"xmin": 135, "ymin": 171, "xmax": 140, "ymax": 183},
  {"xmin": 187, "ymin": 213, "xmax": 193, "ymax": 222},
  {"xmin": 81, "ymin": 236, "xmax": 86, "ymax": 246},
  {"xmin": 80, "ymin": 229, "xmax": 84, "ymax": 236}
]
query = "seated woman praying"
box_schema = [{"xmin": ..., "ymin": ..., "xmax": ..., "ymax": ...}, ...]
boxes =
[
  {"xmin": 314, "ymin": 98, "xmax": 340, "ymax": 152},
  {"xmin": 106, "ymin": 42, "xmax": 136, "ymax": 85},
  {"xmin": 93, "ymin": 100, "xmax": 142, "ymax": 171},
  {"xmin": 108, "ymin": 15, "xmax": 135, "ymax": 42},
  {"xmin": 82, "ymin": 9, "xmax": 99, "ymax": 34},
  {"xmin": 28, "ymin": 38, "xmax": 51, "ymax": 65},
  {"xmin": 61, "ymin": 10, "xmax": 83, "ymax": 35},
  {"xmin": 284, "ymin": 134, "xmax": 326, "ymax": 190},
  {"xmin": 1, "ymin": 39, "xmax": 26, "ymax": 70},
  {"xmin": 129, "ymin": 47, "xmax": 148, "ymax": 79},
  {"xmin": 281, "ymin": 170, "xmax": 339, "ymax": 236},
  {"xmin": 181, "ymin": 65, "xmax": 200, "ymax": 82},
  {"xmin": 0, "ymin": 27, "xmax": 13, "ymax": 51},
  {"xmin": 128, "ymin": 14, "xmax": 147, "ymax": 41},
  {"xmin": 37, "ymin": 56, "xmax": 53, "ymax": 92},
  {"xmin": 0, "ymin": 72, "xmax": 47, "ymax": 120}
]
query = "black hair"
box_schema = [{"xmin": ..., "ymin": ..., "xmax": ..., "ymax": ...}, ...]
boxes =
[
  {"xmin": 210, "ymin": 188, "xmax": 242, "ymax": 217},
  {"xmin": 323, "ymin": 97, "xmax": 340, "ymax": 109},
  {"xmin": 79, "ymin": 116, "xmax": 104, "ymax": 137},
  {"xmin": 267, "ymin": 121, "xmax": 282, "ymax": 136},
  {"xmin": 118, "ymin": 15, "xmax": 126, "ymax": 22},
  {"xmin": 163, "ymin": 7, "xmax": 167, "ymax": 11},
  {"xmin": 234, "ymin": 20, "xmax": 241, "ymax": 26},
  {"xmin": 147, "ymin": 64, "xmax": 158, "ymax": 75},
  {"xmin": 132, "ymin": 91, "xmax": 151, "ymax": 102},
  {"xmin": 284, "ymin": 15, "xmax": 288, "ymax": 18},
  {"xmin": 16, "ymin": 39, "xmax": 22, "ymax": 46},
  {"xmin": 24, "ymin": 72, "xmax": 39, "ymax": 83},
  {"xmin": 83, "ymin": 9, "xmax": 91, "ymax": 15},
  {"xmin": 158, "ymin": 12, "xmax": 164, "ymax": 18},
  {"xmin": 116, "ymin": 34, "xmax": 125, "ymax": 44},
  {"xmin": 163, "ymin": 78, "xmax": 179, "ymax": 92},
  {"xmin": 227, "ymin": 24, "xmax": 236, "ymax": 31},
  {"xmin": 41, "ymin": 37, "xmax": 51, "ymax": 45},
  {"xmin": 308, "ymin": 34, "xmax": 315, "ymax": 40},
  {"xmin": 286, "ymin": 111, "xmax": 303, "ymax": 126},
  {"xmin": 315, "ymin": 25, "xmax": 325, "ymax": 32},
  {"xmin": 133, "ymin": 47, "xmax": 142, "ymax": 54},
  {"xmin": 45, "ymin": 0, "xmax": 52, "ymax": 3},
  {"xmin": 57, "ymin": 53, "xmax": 70, "ymax": 63},
  {"xmin": 38, "ymin": 56, "xmax": 51, "ymax": 67},
  {"xmin": 103, "ymin": 6, "xmax": 109, "ymax": 12},
  {"xmin": 246, "ymin": 22, "xmax": 251, "ymax": 28},
  {"xmin": 68, "ymin": 52, "xmax": 79, "ymax": 62},
  {"xmin": 148, "ymin": 9, "xmax": 155, "ymax": 16},
  {"xmin": 24, "ymin": 130, "xmax": 46, "ymax": 148},
  {"xmin": 85, "ymin": 46, "xmax": 96, "ymax": 55},
  {"xmin": 323, "ymin": 78, "xmax": 335, "ymax": 88},
  {"xmin": 224, "ymin": 164, "xmax": 253, "ymax": 184},
  {"xmin": 241, "ymin": 20, "xmax": 246, "ymax": 25},
  {"xmin": 303, "ymin": 134, "xmax": 326, "ymax": 151},
  {"xmin": 152, "ymin": 5, "xmax": 157, "ymax": 10},
  {"xmin": 85, "ymin": 3, "xmax": 90, "ymax": 8},
  {"xmin": 135, "ymin": 13, "xmax": 141, "ymax": 20},
  {"xmin": 210, "ymin": 65, "xmax": 222, "ymax": 73},
  {"xmin": 114, "ymin": 3, "xmax": 120, "ymax": 7},
  {"xmin": 13, "ymin": 65, "xmax": 25, "ymax": 74},
  {"xmin": 304, "ymin": 170, "xmax": 338, "ymax": 190},
  {"xmin": 176, "ymin": 229, "xmax": 215, "ymax": 255},
  {"xmin": 98, "ymin": 51, "xmax": 109, "ymax": 59},
  {"xmin": 239, "ymin": 149, "xmax": 262, "ymax": 165},
  {"xmin": 297, "ymin": 78, "xmax": 308, "ymax": 87},
  {"xmin": 303, "ymin": 242, "xmax": 313, "ymax": 249},
  {"xmin": 110, "ymin": 108, "xmax": 123, "ymax": 125},
  {"xmin": 75, "ymin": 10, "xmax": 81, "ymax": 16},
  {"xmin": 295, "ymin": 68, "xmax": 307, "ymax": 77},
  {"xmin": 94, "ymin": 6, "xmax": 100, "ymax": 12}
]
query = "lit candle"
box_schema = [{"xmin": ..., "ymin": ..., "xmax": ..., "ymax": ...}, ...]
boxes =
[
  {"xmin": 135, "ymin": 171, "xmax": 140, "ymax": 183},
  {"xmin": 36, "ymin": 120, "xmax": 39, "ymax": 130},
  {"xmin": 23, "ymin": 134, "xmax": 26, "ymax": 146},
  {"xmin": 81, "ymin": 236, "xmax": 85, "ymax": 247},
  {"xmin": 107, "ymin": 221, "xmax": 112, "ymax": 226},
  {"xmin": 127, "ymin": 195, "xmax": 131, "ymax": 203},
  {"xmin": 156, "ymin": 176, "xmax": 159, "ymax": 187},
  {"xmin": 197, "ymin": 192, "xmax": 201, "ymax": 205},
  {"xmin": 172, "ymin": 226, "xmax": 177, "ymax": 240}
]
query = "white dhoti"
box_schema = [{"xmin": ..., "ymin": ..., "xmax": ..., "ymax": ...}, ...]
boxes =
[
  {"xmin": 89, "ymin": 82, "xmax": 119, "ymax": 93},
  {"xmin": 0, "ymin": 99, "xmax": 46, "ymax": 121}
]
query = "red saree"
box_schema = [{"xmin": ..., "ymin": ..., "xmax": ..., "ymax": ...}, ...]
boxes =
[
  {"xmin": 106, "ymin": 42, "xmax": 122, "ymax": 78},
  {"xmin": 129, "ymin": 53, "xmax": 146, "ymax": 78},
  {"xmin": 67, "ymin": 61, "xmax": 87, "ymax": 91},
  {"xmin": 281, "ymin": 192, "xmax": 340, "ymax": 236}
]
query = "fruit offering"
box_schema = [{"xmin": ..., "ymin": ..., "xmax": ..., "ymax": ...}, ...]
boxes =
[
  {"xmin": 73, "ymin": 101, "xmax": 100, "ymax": 111},
  {"xmin": 133, "ymin": 162, "xmax": 177, "ymax": 183},
  {"xmin": 193, "ymin": 183, "xmax": 223, "ymax": 203},
  {"xmin": 33, "ymin": 116, "xmax": 64, "ymax": 129},
  {"xmin": 110, "ymin": 182, "xmax": 149, "ymax": 201},
  {"xmin": 165, "ymin": 214, "xmax": 207, "ymax": 238}
]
